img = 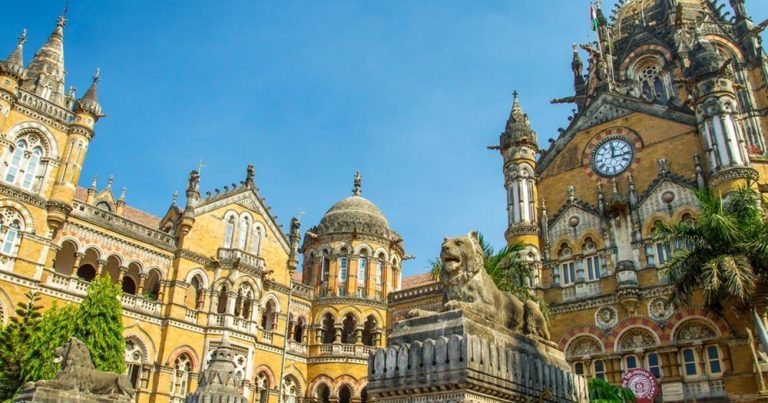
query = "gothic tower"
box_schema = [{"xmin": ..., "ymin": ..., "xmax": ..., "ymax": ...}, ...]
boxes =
[{"xmin": 497, "ymin": 92, "xmax": 542, "ymax": 286}]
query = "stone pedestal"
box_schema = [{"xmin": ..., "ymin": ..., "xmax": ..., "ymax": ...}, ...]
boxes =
[
  {"xmin": 14, "ymin": 384, "xmax": 132, "ymax": 403},
  {"xmin": 368, "ymin": 310, "xmax": 588, "ymax": 402}
]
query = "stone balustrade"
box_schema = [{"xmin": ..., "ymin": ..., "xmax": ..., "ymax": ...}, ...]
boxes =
[
  {"xmin": 388, "ymin": 282, "xmax": 441, "ymax": 303},
  {"xmin": 216, "ymin": 248, "xmax": 265, "ymax": 272},
  {"xmin": 562, "ymin": 282, "xmax": 602, "ymax": 302},
  {"xmin": 184, "ymin": 309, "xmax": 199, "ymax": 323},
  {"xmin": 317, "ymin": 343, "xmax": 375, "ymax": 358},
  {"xmin": 46, "ymin": 271, "xmax": 162, "ymax": 316},
  {"xmin": 369, "ymin": 333, "xmax": 588, "ymax": 402},
  {"xmin": 287, "ymin": 340, "xmax": 308, "ymax": 355},
  {"xmin": 291, "ymin": 281, "xmax": 313, "ymax": 298},
  {"xmin": 71, "ymin": 201, "xmax": 176, "ymax": 248}
]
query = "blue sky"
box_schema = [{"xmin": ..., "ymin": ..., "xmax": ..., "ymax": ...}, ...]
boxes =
[{"xmin": 3, "ymin": 1, "xmax": 767, "ymax": 277}]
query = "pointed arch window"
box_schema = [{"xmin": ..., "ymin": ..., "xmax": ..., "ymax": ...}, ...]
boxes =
[
  {"xmin": 632, "ymin": 57, "xmax": 668, "ymax": 103},
  {"xmin": 170, "ymin": 354, "xmax": 192, "ymax": 399},
  {"xmin": 250, "ymin": 225, "xmax": 263, "ymax": 255},
  {"xmin": 558, "ymin": 244, "xmax": 576, "ymax": 286},
  {"xmin": 224, "ymin": 216, "xmax": 235, "ymax": 248},
  {"xmin": 21, "ymin": 147, "xmax": 42, "ymax": 190},
  {"xmin": 4, "ymin": 140, "xmax": 26, "ymax": 184},
  {"xmin": 581, "ymin": 238, "xmax": 602, "ymax": 281},
  {"xmin": 238, "ymin": 216, "xmax": 249, "ymax": 250}
]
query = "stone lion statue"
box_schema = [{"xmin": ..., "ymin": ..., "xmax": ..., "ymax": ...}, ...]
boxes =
[
  {"xmin": 411, "ymin": 232, "xmax": 550, "ymax": 340},
  {"xmin": 27, "ymin": 337, "xmax": 134, "ymax": 398}
]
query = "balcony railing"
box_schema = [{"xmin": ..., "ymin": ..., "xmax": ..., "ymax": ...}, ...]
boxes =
[
  {"xmin": 317, "ymin": 344, "xmax": 375, "ymax": 358},
  {"xmin": 287, "ymin": 340, "xmax": 307, "ymax": 355},
  {"xmin": 684, "ymin": 379, "xmax": 725, "ymax": 400},
  {"xmin": 291, "ymin": 281, "xmax": 313, "ymax": 298},
  {"xmin": 216, "ymin": 248, "xmax": 265, "ymax": 272},
  {"xmin": 46, "ymin": 271, "xmax": 161, "ymax": 316},
  {"xmin": 562, "ymin": 281, "xmax": 602, "ymax": 302},
  {"xmin": 184, "ymin": 309, "xmax": 198, "ymax": 323},
  {"xmin": 261, "ymin": 331, "xmax": 273, "ymax": 344}
]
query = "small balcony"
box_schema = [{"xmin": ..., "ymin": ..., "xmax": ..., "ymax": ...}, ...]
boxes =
[
  {"xmin": 683, "ymin": 379, "xmax": 725, "ymax": 400},
  {"xmin": 316, "ymin": 343, "xmax": 375, "ymax": 358},
  {"xmin": 562, "ymin": 281, "xmax": 602, "ymax": 302},
  {"xmin": 287, "ymin": 340, "xmax": 308, "ymax": 356},
  {"xmin": 46, "ymin": 271, "xmax": 161, "ymax": 316},
  {"xmin": 216, "ymin": 248, "xmax": 265, "ymax": 273},
  {"xmin": 209, "ymin": 313, "xmax": 255, "ymax": 333}
]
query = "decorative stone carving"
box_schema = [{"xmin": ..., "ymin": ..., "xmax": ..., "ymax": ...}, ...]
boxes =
[
  {"xmin": 567, "ymin": 336, "xmax": 602, "ymax": 359},
  {"xmin": 15, "ymin": 337, "xmax": 134, "ymax": 402},
  {"xmin": 187, "ymin": 338, "xmax": 247, "ymax": 403},
  {"xmin": 618, "ymin": 328, "xmax": 657, "ymax": 352},
  {"xmin": 408, "ymin": 231, "xmax": 549, "ymax": 340},
  {"xmin": 647, "ymin": 298, "xmax": 673, "ymax": 321},
  {"xmin": 675, "ymin": 320, "xmax": 717, "ymax": 343},
  {"xmin": 595, "ymin": 306, "xmax": 618, "ymax": 329}
]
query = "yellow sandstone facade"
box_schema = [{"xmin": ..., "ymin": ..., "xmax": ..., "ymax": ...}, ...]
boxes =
[
  {"xmin": 0, "ymin": 14, "xmax": 412, "ymax": 403},
  {"xmin": 496, "ymin": 0, "xmax": 768, "ymax": 401}
]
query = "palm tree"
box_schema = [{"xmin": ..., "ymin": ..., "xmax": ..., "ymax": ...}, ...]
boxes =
[
  {"xmin": 654, "ymin": 186, "xmax": 768, "ymax": 350},
  {"xmin": 588, "ymin": 378, "xmax": 636, "ymax": 402},
  {"xmin": 429, "ymin": 232, "xmax": 546, "ymax": 314}
]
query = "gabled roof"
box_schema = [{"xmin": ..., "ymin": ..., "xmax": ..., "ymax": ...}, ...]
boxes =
[
  {"xmin": 191, "ymin": 185, "xmax": 291, "ymax": 254},
  {"xmin": 73, "ymin": 186, "xmax": 162, "ymax": 228},
  {"xmin": 537, "ymin": 92, "xmax": 696, "ymax": 174}
]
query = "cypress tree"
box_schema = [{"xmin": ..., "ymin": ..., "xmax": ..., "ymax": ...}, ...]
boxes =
[
  {"xmin": 75, "ymin": 275, "xmax": 126, "ymax": 373},
  {"xmin": 21, "ymin": 302, "xmax": 78, "ymax": 383},
  {"xmin": 0, "ymin": 291, "xmax": 43, "ymax": 400}
]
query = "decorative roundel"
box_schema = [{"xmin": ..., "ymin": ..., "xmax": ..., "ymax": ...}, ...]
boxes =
[
  {"xmin": 647, "ymin": 297, "xmax": 673, "ymax": 321},
  {"xmin": 622, "ymin": 368, "xmax": 659, "ymax": 400},
  {"xmin": 582, "ymin": 127, "xmax": 644, "ymax": 180},
  {"xmin": 595, "ymin": 306, "xmax": 618, "ymax": 329}
]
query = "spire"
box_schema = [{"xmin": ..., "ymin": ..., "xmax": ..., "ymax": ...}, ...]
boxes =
[
  {"xmin": 76, "ymin": 68, "xmax": 105, "ymax": 119},
  {"xmin": 186, "ymin": 170, "xmax": 201, "ymax": 207},
  {"xmin": 287, "ymin": 217, "xmax": 301, "ymax": 273},
  {"xmin": 352, "ymin": 171, "xmax": 362, "ymax": 196},
  {"xmin": 500, "ymin": 91, "xmax": 538, "ymax": 150},
  {"xmin": 24, "ymin": 15, "xmax": 67, "ymax": 105},
  {"xmin": 245, "ymin": 164, "xmax": 255, "ymax": 188},
  {"xmin": 0, "ymin": 29, "xmax": 26, "ymax": 79},
  {"xmin": 571, "ymin": 44, "xmax": 585, "ymax": 92}
]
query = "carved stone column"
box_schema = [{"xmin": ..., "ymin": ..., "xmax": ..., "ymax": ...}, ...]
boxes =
[
  {"xmin": 118, "ymin": 266, "xmax": 127, "ymax": 285},
  {"xmin": 355, "ymin": 327, "xmax": 363, "ymax": 345},
  {"xmin": 71, "ymin": 252, "xmax": 84, "ymax": 277},
  {"xmin": 209, "ymin": 291, "xmax": 220, "ymax": 326},
  {"xmin": 137, "ymin": 273, "xmax": 147, "ymax": 295},
  {"xmin": 95, "ymin": 259, "xmax": 107, "ymax": 277},
  {"xmin": 334, "ymin": 326, "xmax": 342, "ymax": 344}
]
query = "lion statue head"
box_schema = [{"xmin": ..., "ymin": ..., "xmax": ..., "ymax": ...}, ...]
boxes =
[
  {"xmin": 440, "ymin": 231, "xmax": 484, "ymax": 286},
  {"xmin": 54, "ymin": 337, "xmax": 95, "ymax": 373}
]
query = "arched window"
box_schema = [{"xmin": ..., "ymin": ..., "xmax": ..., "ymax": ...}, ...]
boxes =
[
  {"xmin": 322, "ymin": 313, "xmax": 335, "ymax": 344},
  {"xmin": 77, "ymin": 264, "xmax": 96, "ymax": 282},
  {"xmin": 1, "ymin": 218, "xmax": 21, "ymax": 256},
  {"xmin": 235, "ymin": 284, "xmax": 253, "ymax": 320},
  {"xmin": 261, "ymin": 299, "xmax": 276, "ymax": 331},
  {"xmin": 293, "ymin": 317, "xmax": 305, "ymax": 343},
  {"xmin": 4, "ymin": 140, "xmax": 26, "ymax": 185},
  {"xmin": 338, "ymin": 385, "xmax": 352, "ymax": 403},
  {"xmin": 238, "ymin": 216, "xmax": 249, "ymax": 250},
  {"xmin": 189, "ymin": 275, "xmax": 205, "ymax": 310},
  {"xmin": 375, "ymin": 253, "xmax": 384, "ymax": 287},
  {"xmin": 646, "ymin": 352, "xmax": 662, "ymax": 378},
  {"xmin": 255, "ymin": 372, "xmax": 270, "ymax": 403},
  {"xmin": 362, "ymin": 315, "xmax": 377, "ymax": 346},
  {"xmin": 224, "ymin": 216, "xmax": 235, "ymax": 248},
  {"xmin": 121, "ymin": 276, "xmax": 137, "ymax": 295},
  {"xmin": 250, "ymin": 225, "xmax": 264, "ymax": 255},
  {"xmin": 282, "ymin": 376, "xmax": 299, "ymax": 403},
  {"xmin": 21, "ymin": 147, "xmax": 42, "ymax": 190},
  {"xmin": 558, "ymin": 244, "xmax": 575, "ymax": 286},
  {"xmin": 593, "ymin": 360, "xmax": 605, "ymax": 380},
  {"xmin": 170, "ymin": 354, "xmax": 192, "ymax": 399},
  {"xmin": 632, "ymin": 56, "xmax": 668, "ymax": 103},
  {"xmin": 647, "ymin": 221, "xmax": 672, "ymax": 267},
  {"xmin": 125, "ymin": 338, "xmax": 146, "ymax": 390},
  {"xmin": 217, "ymin": 285, "xmax": 228, "ymax": 314},
  {"xmin": 581, "ymin": 238, "xmax": 601, "ymax": 281},
  {"xmin": 357, "ymin": 252, "xmax": 368, "ymax": 297},
  {"xmin": 96, "ymin": 201, "xmax": 112, "ymax": 212},
  {"xmin": 341, "ymin": 313, "xmax": 356, "ymax": 344},
  {"xmin": 316, "ymin": 383, "xmax": 331, "ymax": 403}
]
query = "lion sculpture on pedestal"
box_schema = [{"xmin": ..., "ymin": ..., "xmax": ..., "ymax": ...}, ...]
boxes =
[
  {"xmin": 410, "ymin": 231, "xmax": 550, "ymax": 340},
  {"xmin": 23, "ymin": 337, "xmax": 134, "ymax": 398}
]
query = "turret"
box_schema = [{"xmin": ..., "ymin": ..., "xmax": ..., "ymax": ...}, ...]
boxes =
[
  {"xmin": 178, "ymin": 170, "xmax": 200, "ymax": 238},
  {"xmin": 47, "ymin": 69, "xmax": 105, "ymax": 234},
  {"xmin": 0, "ymin": 30, "xmax": 26, "ymax": 125},
  {"xmin": 688, "ymin": 29, "xmax": 757, "ymax": 193},
  {"xmin": 571, "ymin": 44, "xmax": 586, "ymax": 112},
  {"xmin": 287, "ymin": 217, "xmax": 301, "ymax": 273},
  {"xmin": 498, "ymin": 92, "xmax": 540, "ymax": 254},
  {"xmin": 22, "ymin": 16, "xmax": 67, "ymax": 106}
]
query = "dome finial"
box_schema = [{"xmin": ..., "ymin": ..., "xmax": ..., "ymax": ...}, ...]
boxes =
[{"xmin": 352, "ymin": 171, "xmax": 362, "ymax": 196}]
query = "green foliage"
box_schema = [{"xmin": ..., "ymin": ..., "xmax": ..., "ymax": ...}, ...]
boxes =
[
  {"xmin": 655, "ymin": 187, "xmax": 768, "ymax": 308},
  {"xmin": 75, "ymin": 275, "xmax": 126, "ymax": 373},
  {"xmin": 21, "ymin": 302, "xmax": 78, "ymax": 383},
  {"xmin": 0, "ymin": 291, "xmax": 43, "ymax": 400},
  {"xmin": 588, "ymin": 377, "xmax": 636, "ymax": 402}
]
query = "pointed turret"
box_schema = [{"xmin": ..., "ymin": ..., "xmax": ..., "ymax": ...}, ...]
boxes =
[
  {"xmin": 75, "ymin": 68, "xmax": 105, "ymax": 120},
  {"xmin": 23, "ymin": 16, "xmax": 67, "ymax": 106},
  {"xmin": 500, "ymin": 91, "xmax": 538, "ymax": 152},
  {"xmin": 0, "ymin": 29, "xmax": 27, "ymax": 80}
]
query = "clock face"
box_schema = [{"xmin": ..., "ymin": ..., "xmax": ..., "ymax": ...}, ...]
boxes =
[{"xmin": 592, "ymin": 138, "xmax": 634, "ymax": 176}]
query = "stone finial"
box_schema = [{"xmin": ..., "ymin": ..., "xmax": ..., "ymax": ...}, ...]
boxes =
[
  {"xmin": 119, "ymin": 186, "xmax": 127, "ymax": 202},
  {"xmin": 106, "ymin": 175, "xmax": 114, "ymax": 190},
  {"xmin": 352, "ymin": 171, "xmax": 362, "ymax": 196},
  {"xmin": 89, "ymin": 175, "xmax": 98, "ymax": 190},
  {"xmin": 657, "ymin": 158, "xmax": 669, "ymax": 175},
  {"xmin": 287, "ymin": 217, "xmax": 301, "ymax": 272},
  {"xmin": 567, "ymin": 185, "xmax": 575, "ymax": 204},
  {"xmin": 186, "ymin": 170, "xmax": 201, "ymax": 207},
  {"xmin": 172, "ymin": 191, "xmax": 178, "ymax": 206},
  {"xmin": 245, "ymin": 164, "xmax": 255, "ymax": 188}
]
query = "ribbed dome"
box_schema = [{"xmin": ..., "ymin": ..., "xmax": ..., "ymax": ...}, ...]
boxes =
[{"xmin": 319, "ymin": 195, "xmax": 390, "ymax": 232}]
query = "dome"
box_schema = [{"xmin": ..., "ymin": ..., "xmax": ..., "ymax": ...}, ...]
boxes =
[
  {"xmin": 319, "ymin": 195, "xmax": 390, "ymax": 231},
  {"xmin": 310, "ymin": 172, "xmax": 396, "ymax": 238}
]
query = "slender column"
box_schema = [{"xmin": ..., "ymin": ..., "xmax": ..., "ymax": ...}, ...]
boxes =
[
  {"xmin": 95, "ymin": 259, "xmax": 106, "ymax": 276},
  {"xmin": 208, "ymin": 291, "xmax": 220, "ymax": 326},
  {"xmin": 355, "ymin": 328, "xmax": 363, "ymax": 345},
  {"xmin": 118, "ymin": 266, "xmax": 127, "ymax": 285},
  {"xmin": 71, "ymin": 252, "xmax": 84, "ymax": 277},
  {"xmin": 137, "ymin": 273, "xmax": 147, "ymax": 295},
  {"xmin": 334, "ymin": 326, "xmax": 342, "ymax": 344}
]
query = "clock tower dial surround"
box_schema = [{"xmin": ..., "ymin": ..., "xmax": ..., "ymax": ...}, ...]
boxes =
[{"xmin": 582, "ymin": 127, "xmax": 644, "ymax": 180}]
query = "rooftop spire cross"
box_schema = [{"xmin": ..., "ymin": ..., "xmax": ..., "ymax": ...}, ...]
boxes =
[{"xmin": 352, "ymin": 171, "xmax": 362, "ymax": 196}]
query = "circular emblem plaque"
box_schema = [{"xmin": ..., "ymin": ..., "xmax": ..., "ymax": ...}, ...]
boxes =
[{"xmin": 621, "ymin": 368, "xmax": 659, "ymax": 403}]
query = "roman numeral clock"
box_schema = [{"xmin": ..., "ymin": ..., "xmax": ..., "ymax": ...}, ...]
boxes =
[{"xmin": 582, "ymin": 127, "xmax": 644, "ymax": 180}]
